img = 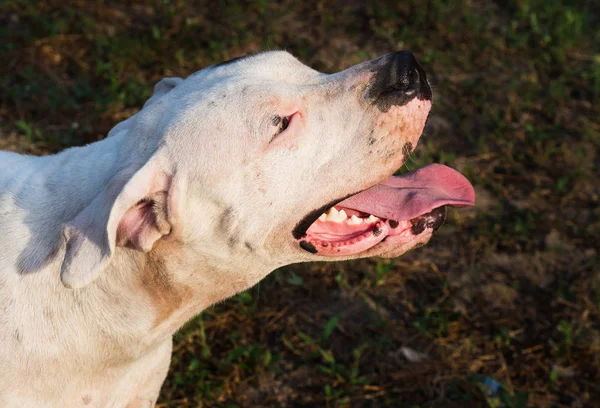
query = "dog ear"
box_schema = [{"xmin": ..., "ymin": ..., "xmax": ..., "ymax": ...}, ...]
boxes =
[
  {"xmin": 144, "ymin": 77, "xmax": 183, "ymax": 108},
  {"xmin": 60, "ymin": 155, "xmax": 183, "ymax": 289},
  {"xmin": 107, "ymin": 78, "xmax": 182, "ymax": 140}
]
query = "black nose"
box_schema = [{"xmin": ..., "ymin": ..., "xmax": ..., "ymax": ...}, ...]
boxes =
[{"xmin": 367, "ymin": 51, "xmax": 432, "ymax": 112}]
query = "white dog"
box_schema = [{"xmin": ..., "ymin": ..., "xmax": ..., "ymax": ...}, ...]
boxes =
[{"xmin": 0, "ymin": 51, "xmax": 474, "ymax": 407}]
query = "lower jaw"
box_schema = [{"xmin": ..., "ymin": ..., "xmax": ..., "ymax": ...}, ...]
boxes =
[
  {"xmin": 298, "ymin": 207, "xmax": 446, "ymax": 257},
  {"xmin": 299, "ymin": 219, "xmax": 422, "ymax": 257},
  {"xmin": 300, "ymin": 221, "xmax": 390, "ymax": 256}
]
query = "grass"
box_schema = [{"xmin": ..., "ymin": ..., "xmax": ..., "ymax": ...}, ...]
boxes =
[{"xmin": 1, "ymin": 0, "xmax": 599, "ymax": 406}]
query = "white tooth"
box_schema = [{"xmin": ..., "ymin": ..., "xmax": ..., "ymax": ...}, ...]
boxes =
[
  {"xmin": 319, "ymin": 213, "xmax": 327, "ymax": 221},
  {"xmin": 366, "ymin": 215, "xmax": 379, "ymax": 223},
  {"xmin": 326, "ymin": 208, "xmax": 337, "ymax": 220},
  {"xmin": 348, "ymin": 215, "xmax": 362, "ymax": 225},
  {"xmin": 333, "ymin": 213, "xmax": 347, "ymax": 223},
  {"xmin": 326, "ymin": 207, "xmax": 339, "ymax": 217},
  {"xmin": 326, "ymin": 208, "xmax": 347, "ymax": 223}
]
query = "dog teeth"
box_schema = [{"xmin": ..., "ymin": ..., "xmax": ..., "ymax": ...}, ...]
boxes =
[
  {"xmin": 366, "ymin": 215, "xmax": 379, "ymax": 223},
  {"xmin": 348, "ymin": 215, "xmax": 363, "ymax": 225},
  {"xmin": 324, "ymin": 207, "xmax": 347, "ymax": 223},
  {"xmin": 318, "ymin": 211, "xmax": 379, "ymax": 224}
]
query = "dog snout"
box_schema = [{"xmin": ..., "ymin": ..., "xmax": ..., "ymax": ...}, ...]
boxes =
[
  {"xmin": 367, "ymin": 51, "xmax": 432, "ymax": 112},
  {"xmin": 391, "ymin": 51, "xmax": 431, "ymax": 100}
]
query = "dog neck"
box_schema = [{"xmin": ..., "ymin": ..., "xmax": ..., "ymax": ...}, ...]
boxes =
[
  {"xmin": 5, "ymin": 135, "xmax": 270, "ymax": 358},
  {"xmin": 0, "ymin": 137, "xmax": 165, "ymax": 356}
]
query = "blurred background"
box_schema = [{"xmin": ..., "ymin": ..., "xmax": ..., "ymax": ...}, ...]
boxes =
[{"xmin": 1, "ymin": 1, "xmax": 598, "ymax": 406}]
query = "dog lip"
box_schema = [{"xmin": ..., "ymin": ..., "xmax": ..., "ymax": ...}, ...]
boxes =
[
  {"xmin": 291, "ymin": 192, "xmax": 359, "ymax": 240},
  {"xmin": 290, "ymin": 163, "xmax": 407, "ymax": 241},
  {"xmin": 292, "ymin": 162, "xmax": 474, "ymax": 257},
  {"xmin": 290, "ymin": 156, "xmax": 411, "ymax": 241},
  {"xmin": 298, "ymin": 206, "xmax": 447, "ymax": 257},
  {"xmin": 409, "ymin": 206, "xmax": 446, "ymax": 235}
]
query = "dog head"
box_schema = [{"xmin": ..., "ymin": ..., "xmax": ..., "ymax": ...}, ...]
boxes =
[{"xmin": 60, "ymin": 51, "xmax": 474, "ymax": 292}]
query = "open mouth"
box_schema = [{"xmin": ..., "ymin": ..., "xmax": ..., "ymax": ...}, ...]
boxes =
[{"xmin": 295, "ymin": 163, "xmax": 475, "ymax": 256}]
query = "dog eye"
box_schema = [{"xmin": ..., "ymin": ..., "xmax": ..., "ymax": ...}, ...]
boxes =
[
  {"xmin": 279, "ymin": 116, "xmax": 290, "ymax": 133},
  {"xmin": 271, "ymin": 115, "xmax": 290, "ymax": 135},
  {"xmin": 269, "ymin": 115, "xmax": 292, "ymax": 143}
]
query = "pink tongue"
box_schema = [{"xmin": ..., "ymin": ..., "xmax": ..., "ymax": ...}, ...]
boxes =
[{"xmin": 338, "ymin": 164, "xmax": 475, "ymax": 221}]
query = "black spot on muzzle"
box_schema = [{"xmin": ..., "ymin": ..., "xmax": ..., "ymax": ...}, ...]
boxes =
[
  {"xmin": 300, "ymin": 241, "xmax": 318, "ymax": 254},
  {"xmin": 410, "ymin": 206, "xmax": 447, "ymax": 235}
]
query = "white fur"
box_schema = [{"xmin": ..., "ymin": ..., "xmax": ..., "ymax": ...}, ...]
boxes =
[{"xmin": 0, "ymin": 51, "xmax": 431, "ymax": 407}]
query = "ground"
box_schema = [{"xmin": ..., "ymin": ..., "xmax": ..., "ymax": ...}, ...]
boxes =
[{"xmin": 1, "ymin": 1, "xmax": 598, "ymax": 407}]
